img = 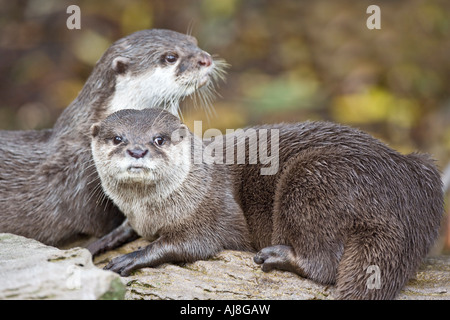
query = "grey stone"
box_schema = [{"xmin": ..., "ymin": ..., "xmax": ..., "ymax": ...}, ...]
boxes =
[
  {"xmin": 94, "ymin": 238, "xmax": 450, "ymax": 300},
  {"xmin": 399, "ymin": 255, "xmax": 450, "ymax": 300},
  {"xmin": 0, "ymin": 233, "xmax": 125, "ymax": 300},
  {"xmin": 1, "ymin": 233, "xmax": 448, "ymax": 300}
]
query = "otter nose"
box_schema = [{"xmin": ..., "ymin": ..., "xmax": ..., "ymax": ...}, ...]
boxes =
[
  {"xmin": 198, "ymin": 52, "xmax": 212, "ymax": 67},
  {"xmin": 127, "ymin": 148, "xmax": 148, "ymax": 159}
]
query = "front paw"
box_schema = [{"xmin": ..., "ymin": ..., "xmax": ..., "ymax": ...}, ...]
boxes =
[{"xmin": 104, "ymin": 250, "xmax": 141, "ymax": 276}]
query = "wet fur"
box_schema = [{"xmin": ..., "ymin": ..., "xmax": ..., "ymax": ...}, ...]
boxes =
[
  {"xmin": 229, "ymin": 122, "xmax": 443, "ymax": 299},
  {"xmin": 91, "ymin": 110, "xmax": 443, "ymax": 299}
]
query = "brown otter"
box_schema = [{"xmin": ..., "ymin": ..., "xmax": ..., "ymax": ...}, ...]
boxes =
[
  {"xmin": 90, "ymin": 108, "xmax": 251, "ymax": 275},
  {"xmin": 91, "ymin": 109, "xmax": 443, "ymax": 300},
  {"xmin": 0, "ymin": 29, "xmax": 226, "ymax": 247},
  {"xmin": 228, "ymin": 122, "xmax": 443, "ymax": 299}
]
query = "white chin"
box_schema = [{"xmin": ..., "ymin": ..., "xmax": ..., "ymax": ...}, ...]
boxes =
[
  {"xmin": 197, "ymin": 75, "xmax": 210, "ymax": 88},
  {"xmin": 128, "ymin": 167, "xmax": 146, "ymax": 173},
  {"xmin": 116, "ymin": 171, "xmax": 154, "ymax": 183}
]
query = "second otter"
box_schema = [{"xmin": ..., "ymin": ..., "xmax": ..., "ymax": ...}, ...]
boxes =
[
  {"xmin": 0, "ymin": 29, "xmax": 225, "ymax": 246},
  {"xmin": 91, "ymin": 109, "xmax": 443, "ymax": 300}
]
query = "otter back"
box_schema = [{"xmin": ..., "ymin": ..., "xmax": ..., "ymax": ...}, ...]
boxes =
[
  {"xmin": 228, "ymin": 121, "xmax": 443, "ymax": 299},
  {"xmin": 89, "ymin": 109, "xmax": 443, "ymax": 299}
]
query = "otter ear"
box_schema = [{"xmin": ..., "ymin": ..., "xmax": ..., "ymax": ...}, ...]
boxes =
[
  {"xmin": 90, "ymin": 123, "xmax": 101, "ymax": 138},
  {"xmin": 112, "ymin": 57, "xmax": 130, "ymax": 74},
  {"xmin": 171, "ymin": 124, "xmax": 190, "ymax": 144}
]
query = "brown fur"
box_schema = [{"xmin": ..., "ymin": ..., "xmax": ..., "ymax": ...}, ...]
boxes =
[
  {"xmin": 90, "ymin": 109, "xmax": 251, "ymax": 275},
  {"xmin": 0, "ymin": 29, "xmax": 223, "ymax": 246},
  {"xmin": 91, "ymin": 110, "xmax": 443, "ymax": 299},
  {"xmin": 229, "ymin": 122, "xmax": 443, "ymax": 299}
]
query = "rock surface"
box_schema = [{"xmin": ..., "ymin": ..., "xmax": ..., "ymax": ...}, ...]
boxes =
[
  {"xmin": 94, "ymin": 238, "xmax": 450, "ymax": 300},
  {"xmin": 0, "ymin": 233, "xmax": 125, "ymax": 300},
  {"xmin": 1, "ymin": 233, "xmax": 448, "ymax": 300}
]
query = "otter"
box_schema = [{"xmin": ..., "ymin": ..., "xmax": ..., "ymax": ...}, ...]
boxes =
[
  {"xmin": 229, "ymin": 122, "xmax": 443, "ymax": 299},
  {"xmin": 0, "ymin": 29, "xmax": 226, "ymax": 247},
  {"xmin": 90, "ymin": 108, "xmax": 251, "ymax": 275},
  {"xmin": 90, "ymin": 109, "xmax": 443, "ymax": 300}
]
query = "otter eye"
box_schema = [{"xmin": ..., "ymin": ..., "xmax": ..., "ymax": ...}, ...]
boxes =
[
  {"xmin": 164, "ymin": 53, "xmax": 178, "ymax": 64},
  {"xmin": 153, "ymin": 136, "xmax": 165, "ymax": 146},
  {"xmin": 113, "ymin": 136, "xmax": 123, "ymax": 145}
]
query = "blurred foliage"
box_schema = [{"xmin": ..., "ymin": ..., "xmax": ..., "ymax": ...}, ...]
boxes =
[
  {"xmin": 1, "ymin": 0, "xmax": 448, "ymax": 160},
  {"xmin": 0, "ymin": 0, "xmax": 449, "ymax": 250}
]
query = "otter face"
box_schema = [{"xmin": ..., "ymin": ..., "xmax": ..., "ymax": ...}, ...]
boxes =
[
  {"xmin": 91, "ymin": 109, "xmax": 191, "ymax": 187},
  {"xmin": 104, "ymin": 29, "xmax": 227, "ymax": 116}
]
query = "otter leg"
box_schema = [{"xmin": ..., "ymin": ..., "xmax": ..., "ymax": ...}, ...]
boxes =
[
  {"xmin": 105, "ymin": 199, "xmax": 249, "ymax": 276},
  {"xmin": 87, "ymin": 219, "xmax": 138, "ymax": 256},
  {"xmin": 105, "ymin": 228, "xmax": 227, "ymax": 276},
  {"xmin": 104, "ymin": 236, "xmax": 202, "ymax": 276},
  {"xmin": 253, "ymin": 243, "xmax": 340, "ymax": 285},
  {"xmin": 258, "ymin": 149, "xmax": 351, "ymax": 284},
  {"xmin": 254, "ymin": 245, "xmax": 308, "ymax": 277}
]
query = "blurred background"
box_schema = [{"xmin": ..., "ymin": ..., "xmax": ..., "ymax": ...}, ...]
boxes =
[{"xmin": 0, "ymin": 0, "xmax": 449, "ymax": 252}]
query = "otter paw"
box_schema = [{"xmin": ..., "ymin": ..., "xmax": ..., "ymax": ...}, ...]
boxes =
[
  {"xmin": 104, "ymin": 250, "xmax": 141, "ymax": 277},
  {"xmin": 253, "ymin": 245, "xmax": 296, "ymax": 273}
]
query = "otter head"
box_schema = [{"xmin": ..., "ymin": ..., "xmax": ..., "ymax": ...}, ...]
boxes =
[
  {"xmin": 96, "ymin": 29, "xmax": 227, "ymax": 116},
  {"xmin": 91, "ymin": 109, "xmax": 192, "ymax": 197}
]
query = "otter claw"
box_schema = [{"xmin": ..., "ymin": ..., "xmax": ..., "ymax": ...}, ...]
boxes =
[{"xmin": 105, "ymin": 251, "xmax": 141, "ymax": 276}]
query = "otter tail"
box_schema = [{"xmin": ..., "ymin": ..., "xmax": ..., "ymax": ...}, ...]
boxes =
[
  {"xmin": 336, "ymin": 152, "xmax": 444, "ymax": 299},
  {"xmin": 335, "ymin": 224, "xmax": 411, "ymax": 299}
]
